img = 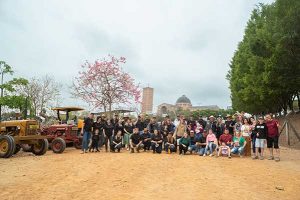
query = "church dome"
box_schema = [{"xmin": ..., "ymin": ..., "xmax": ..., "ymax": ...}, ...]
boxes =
[{"xmin": 176, "ymin": 95, "xmax": 191, "ymax": 104}]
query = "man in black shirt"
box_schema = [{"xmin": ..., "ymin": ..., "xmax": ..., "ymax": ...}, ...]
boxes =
[
  {"xmin": 224, "ymin": 115, "xmax": 235, "ymax": 136},
  {"xmin": 81, "ymin": 113, "xmax": 94, "ymax": 153},
  {"xmin": 135, "ymin": 115, "xmax": 145, "ymax": 135},
  {"xmin": 141, "ymin": 128, "xmax": 151, "ymax": 151},
  {"xmin": 130, "ymin": 128, "xmax": 143, "ymax": 153},
  {"xmin": 253, "ymin": 116, "xmax": 268, "ymax": 160}
]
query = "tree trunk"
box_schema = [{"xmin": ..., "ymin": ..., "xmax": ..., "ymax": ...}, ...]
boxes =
[
  {"xmin": 297, "ymin": 93, "xmax": 300, "ymax": 112},
  {"xmin": 108, "ymin": 103, "xmax": 112, "ymax": 119}
]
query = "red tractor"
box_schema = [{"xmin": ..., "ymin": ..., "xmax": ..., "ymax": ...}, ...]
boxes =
[{"xmin": 41, "ymin": 107, "xmax": 84, "ymax": 153}]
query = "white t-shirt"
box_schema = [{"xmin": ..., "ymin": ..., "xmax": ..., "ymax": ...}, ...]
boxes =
[{"xmin": 241, "ymin": 125, "xmax": 251, "ymax": 137}]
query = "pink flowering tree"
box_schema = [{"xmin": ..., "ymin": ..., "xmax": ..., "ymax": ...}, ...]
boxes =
[{"xmin": 73, "ymin": 55, "xmax": 141, "ymax": 117}]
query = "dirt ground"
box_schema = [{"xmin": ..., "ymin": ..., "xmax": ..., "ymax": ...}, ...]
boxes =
[{"xmin": 0, "ymin": 147, "xmax": 300, "ymax": 200}]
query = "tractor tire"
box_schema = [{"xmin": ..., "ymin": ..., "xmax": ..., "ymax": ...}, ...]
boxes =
[
  {"xmin": 31, "ymin": 139, "xmax": 49, "ymax": 156},
  {"xmin": 51, "ymin": 138, "xmax": 66, "ymax": 154},
  {"xmin": 14, "ymin": 144, "xmax": 21, "ymax": 154},
  {"xmin": 74, "ymin": 141, "xmax": 82, "ymax": 149},
  {"xmin": 0, "ymin": 135, "xmax": 15, "ymax": 158},
  {"xmin": 21, "ymin": 144, "xmax": 32, "ymax": 152}
]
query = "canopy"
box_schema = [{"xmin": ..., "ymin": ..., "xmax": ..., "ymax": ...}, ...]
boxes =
[{"xmin": 52, "ymin": 107, "xmax": 84, "ymax": 112}]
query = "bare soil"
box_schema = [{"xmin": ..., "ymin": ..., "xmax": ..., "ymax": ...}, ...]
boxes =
[{"xmin": 0, "ymin": 147, "xmax": 300, "ymax": 200}]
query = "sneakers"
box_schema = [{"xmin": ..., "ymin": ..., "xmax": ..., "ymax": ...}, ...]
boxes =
[
  {"xmin": 228, "ymin": 156, "xmax": 231, "ymax": 159},
  {"xmin": 209, "ymin": 154, "xmax": 213, "ymax": 157},
  {"xmin": 268, "ymin": 156, "xmax": 274, "ymax": 160},
  {"xmin": 203, "ymin": 154, "xmax": 206, "ymax": 157},
  {"xmin": 252, "ymin": 156, "xmax": 258, "ymax": 160},
  {"xmin": 275, "ymin": 157, "xmax": 280, "ymax": 162},
  {"xmin": 259, "ymin": 156, "xmax": 264, "ymax": 160}
]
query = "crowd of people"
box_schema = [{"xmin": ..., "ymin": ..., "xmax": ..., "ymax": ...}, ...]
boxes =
[{"xmin": 80, "ymin": 112, "xmax": 281, "ymax": 162}]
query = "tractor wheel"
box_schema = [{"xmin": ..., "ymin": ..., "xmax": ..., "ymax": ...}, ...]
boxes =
[
  {"xmin": 0, "ymin": 135, "xmax": 15, "ymax": 158},
  {"xmin": 21, "ymin": 144, "xmax": 32, "ymax": 152},
  {"xmin": 51, "ymin": 138, "xmax": 66, "ymax": 154},
  {"xmin": 31, "ymin": 139, "xmax": 49, "ymax": 156},
  {"xmin": 14, "ymin": 144, "xmax": 21, "ymax": 154},
  {"xmin": 74, "ymin": 141, "xmax": 82, "ymax": 149}
]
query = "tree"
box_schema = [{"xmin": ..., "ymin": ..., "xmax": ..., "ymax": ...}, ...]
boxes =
[
  {"xmin": 73, "ymin": 55, "xmax": 141, "ymax": 118},
  {"xmin": 19, "ymin": 75, "xmax": 61, "ymax": 117},
  {"xmin": 0, "ymin": 61, "xmax": 29, "ymax": 120},
  {"xmin": 227, "ymin": 0, "xmax": 300, "ymax": 115}
]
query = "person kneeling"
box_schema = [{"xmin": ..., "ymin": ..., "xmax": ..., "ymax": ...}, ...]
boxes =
[
  {"xmin": 179, "ymin": 132, "xmax": 190, "ymax": 155},
  {"xmin": 130, "ymin": 128, "xmax": 143, "ymax": 153},
  {"xmin": 203, "ymin": 129, "xmax": 218, "ymax": 157},
  {"xmin": 141, "ymin": 128, "xmax": 152, "ymax": 151},
  {"xmin": 111, "ymin": 130, "xmax": 123, "ymax": 153},
  {"xmin": 151, "ymin": 129, "xmax": 163, "ymax": 154},
  {"xmin": 165, "ymin": 132, "xmax": 176, "ymax": 154},
  {"xmin": 231, "ymin": 131, "xmax": 246, "ymax": 157},
  {"xmin": 217, "ymin": 142, "xmax": 231, "ymax": 159}
]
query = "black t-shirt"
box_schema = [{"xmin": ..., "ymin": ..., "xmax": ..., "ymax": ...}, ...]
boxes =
[
  {"xmin": 141, "ymin": 133, "xmax": 151, "ymax": 141},
  {"xmin": 130, "ymin": 133, "xmax": 141, "ymax": 144},
  {"xmin": 124, "ymin": 124, "xmax": 134, "ymax": 134},
  {"xmin": 151, "ymin": 134, "xmax": 163, "ymax": 142},
  {"xmin": 104, "ymin": 123, "xmax": 114, "ymax": 137},
  {"xmin": 135, "ymin": 120, "xmax": 145, "ymax": 131},
  {"xmin": 225, "ymin": 120, "xmax": 235, "ymax": 135},
  {"xmin": 254, "ymin": 123, "xmax": 268, "ymax": 139},
  {"xmin": 84, "ymin": 118, "xmax": 94, "ymax": 132},
  {"xmin": 92, "ymin": 134, "xmax": 100, "ymax": 141},
  {"xmin": 199, "ymin": 133, "xmax": 206, "ymax": 148},
  {"xmin": 113, "ymin": 136, "xmax": 122, "ymax": 144}
]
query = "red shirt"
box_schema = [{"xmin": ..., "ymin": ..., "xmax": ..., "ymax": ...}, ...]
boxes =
[
  {"xmin": 219, "ymin": 134, "xmax": 232, "ymax": 144},
  {"xmin": 266, "ymin": 120, "xmax": 279, "ymax": 137}
]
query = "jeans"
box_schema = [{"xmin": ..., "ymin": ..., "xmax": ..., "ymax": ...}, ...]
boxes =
[
  {"xmin": 198, "ymin": 147, "xmax": 205, "ymax": 156},
  {"xmin": 151, "ymin": 142, "xmax": 162, "ymax": 153},
  {"xmin": 165, "ymin": 143, "xmax": 176, "ymax": 153},
  {"xmin": 179, "ymin": 144, "xmax": 189, "ymax": 154},
  {"xmin": 143, "ymin": 140, "xmax": 151, "ymax": 150},
  {"xmin": 188, "ymin": 144, "xmax": 198, "ymax": 153},
  {"xmin": 204, "ymin": 142, "xmax": 216, "ymax": 155},
  {"xmin": 123, "ymin": 133, "xmax": 131, "ymax": 146},
  {"xmin": 111, "ymin": 143, "xmax": 122, "ymax": 152},
  {"xmin": 82, "ymin": 130, "xmax": 91, "ymax": 151},
  {"xmin": 231, "ymin": 146, "xmax": 244, "ymax": 155}
]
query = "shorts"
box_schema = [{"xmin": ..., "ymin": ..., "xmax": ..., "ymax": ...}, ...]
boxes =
[
  {"xmin": 255, "ymin": 138, "xmax": 266, "ymax": 148},
  {"xmin": 267, "ymin": 136, "xmax": 279, "ymax": 149}
]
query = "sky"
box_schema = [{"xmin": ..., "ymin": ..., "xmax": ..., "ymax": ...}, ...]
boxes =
[{"xmin": 0, "ymin": 0, "xmax": 275, "ymax": 112}]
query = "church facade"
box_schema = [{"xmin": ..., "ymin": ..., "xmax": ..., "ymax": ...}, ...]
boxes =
[{"xmin": 157, "ymin": 95, "xmax": 220, "ymax": 116}]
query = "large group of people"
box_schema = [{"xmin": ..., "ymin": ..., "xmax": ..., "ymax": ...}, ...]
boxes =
[{"xmin": 80, "ymin": 112, "xmax": 281, "ymax": 162}]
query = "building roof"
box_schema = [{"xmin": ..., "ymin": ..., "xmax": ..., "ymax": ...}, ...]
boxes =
[{"xmin": 176, "ymin": 95, "xmax": 191, "ymax": 104}]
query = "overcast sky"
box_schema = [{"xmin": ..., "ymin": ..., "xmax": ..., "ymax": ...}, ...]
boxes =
[{"xmin": 0, "ymin": 0, "xmax": 275, "ymax": 112}]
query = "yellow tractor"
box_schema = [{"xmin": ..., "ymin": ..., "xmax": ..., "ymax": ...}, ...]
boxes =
[{"xmin": 0, "ymin": 120, "xmax": 48, "ymax": 158}]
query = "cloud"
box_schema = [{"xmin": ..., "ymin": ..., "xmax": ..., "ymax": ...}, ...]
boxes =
[{"xmin": 0, "ymin": 0, "xmax": 276, "ymax": 112}]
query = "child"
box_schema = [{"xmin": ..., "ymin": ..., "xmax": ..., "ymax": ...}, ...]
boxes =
[
  {"xmin": 90, "ymin": 129, "xmax": 100, "ymax": 152},
  {"xmin": 111, "ymin": 130, "xmax": 123, "ymax": 152},
  {"xmin": 231, "ymin": 131, "xmax": 246, "ymax": 157},
  {"xmin": 217, "ymin": 142, "xmax": 231, "ymax": 158},
  {"xmin": 165, "ymin": 132, "xmax": 176, "ymax": 154},
  {"xmin": 203, "ymin": 129, "xmax": 218, "ymax": 157}
]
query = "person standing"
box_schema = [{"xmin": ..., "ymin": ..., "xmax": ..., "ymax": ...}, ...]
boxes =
[
  {"xmin": 124, "ymin": 119, "xmax": 134, "ymax": 151},
  {"xmin": 225, "ymin": 115, "xmax": 235, "ymax": 136},
  {"xmin": 81, "ymin": 113, "xmax": 94, "ymax": 154},
  {"xmin": 104, "ymin": 119, "xmax": 114, "ymax": 152},
  {"xmin": 241, "ymin": 118, "xmax": 252, "ymax": 157},
  {"xmin": 216, "ymin": 117, "xmax": 225, "ymax": 140},
  {"xmin": 265, "ymin": 114, "xmax": 280, "ymax": 162},
  {"xmin": 173, "ymin": 119, "xmax": 187, "ymax": 151},
  {"xmin": 253, "ymin": 116, "xmax": 268, "ymax": 160},
  {"xmin": 135, "ymin": 115, "xmax": 145, "ymax": 135}
]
